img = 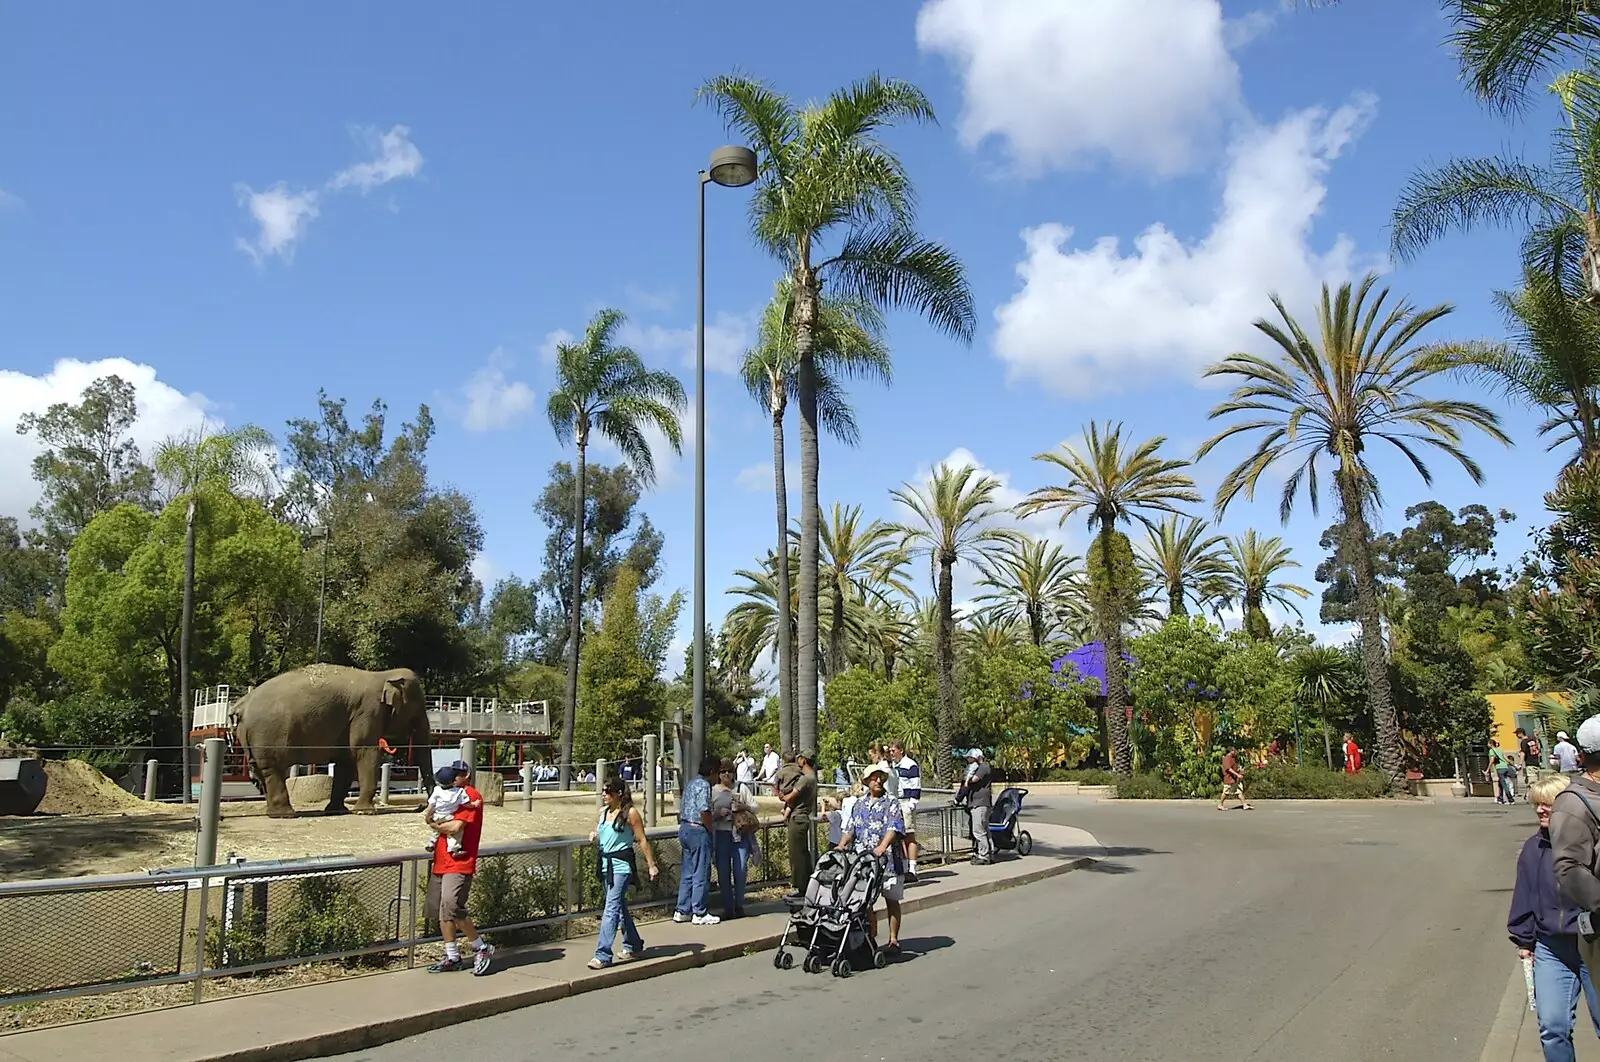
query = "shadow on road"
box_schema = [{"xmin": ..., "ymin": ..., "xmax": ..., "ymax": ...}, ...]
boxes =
[{"xmin": 894, "ymin": 934, "xmax": 955, "ymax": 961}]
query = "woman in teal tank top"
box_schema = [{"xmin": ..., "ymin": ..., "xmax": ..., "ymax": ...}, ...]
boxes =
[{"xmin": 589, "ymin": 776, "xmax": 659, "ymax": 968}]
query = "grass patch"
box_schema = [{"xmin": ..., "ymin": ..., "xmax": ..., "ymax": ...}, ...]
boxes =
[
  {"xmin": 1042, "ymin": 768, "xmax": 1119, "ymax": 786},
  {"xmin": 1245, "ymin": 764, "xmax": 1389, "ymax": 799}
]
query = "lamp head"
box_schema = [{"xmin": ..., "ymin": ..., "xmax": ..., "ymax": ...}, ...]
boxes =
[{"xmin": 707, "ymin": 145, "xmax": 758, "ymax": 188}]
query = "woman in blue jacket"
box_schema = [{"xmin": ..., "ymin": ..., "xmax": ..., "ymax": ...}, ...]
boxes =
[{"xmin": 1510, "ymin": 772, "xmax": 1600, "ymax": 1061}]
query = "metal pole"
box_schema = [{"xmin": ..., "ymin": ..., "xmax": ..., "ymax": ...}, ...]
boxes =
[
  {"xmin": 595, "ymin": 758, "xmax": 606, "ymax": 811},
  {"xmin": 643, "ymin": 733, "xmax": 658, "ymax": 827},
  {"xmin": 380, "ymin": 761, "xmax": 392, "ymax": 806},
  {"xmin": 521, "ymin": 764, "xmax": 534, "ymax": 810},
  {"xmin": 459, "ymin": 738, "xmax": 477, "ymax": 772},
  {"xmin": 692, "ymin": 170, "xmax": 709, "ymax": 781},
  {"xmin": 144, "ymin": 758, "xmax": 159, "ymax": 802},
  {"xmin": 196, "ymin": 737, "xmax": 224, "ymax": 867},
  {"xmin": 1294, "ymin": 703, "xmax": 1302, "ymax": 767},
  {"xmin": 314, "ymin": 531, "xmax": 329, "ymax": 663},
  {"xmin": 672, "ymin": 707, "xmax": 685, "ymax": 795},
  {"xmin": 179, "ymin": 498, "xmax": 196, "ymax": 804}
]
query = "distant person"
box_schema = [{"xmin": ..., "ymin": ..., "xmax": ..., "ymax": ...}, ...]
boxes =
[
  {"xmin": 1517, "ymin": 771, "xmax": 1600, "ymax": 1060},
  {"xmin": 674, "ymin": 756, "xmax": 720, "ymax": 926},
  {"xmin": 1492, "ymin": 742, "xmax": 1519, "ymax": 805},
  {"xmin": 1343, "ymin": 733, "xmax": 1363, "ymax": 774},
  {"xmin": 1217, "ymin": 745, "xmax": 1252, "ymax": 811},
  {"xmin": 867, "ymin": 743, "xmax": 897, "ymax": 797},
  {"xmin": 956, "ymin": 748, "xmax": 995, "ymax": 865},
  {"xmin": 1555, "ymin": 732, "xmax": 1582, "ymax": 776},
  {"xmin": 759, "ymin": 743, "xmax": 781, "ymax": 793},
  {"xmin": 734, "ymin": 749, "xmax": 756, "ymax": 798},
  {"xmin": 588, "ymin": 775, "xmax": 659, "ymax": 969},
  {"xmin": 833, "ymin": 761, "xmax": 849, "ymax": 790},
  {"xmin": 1521, "ymin": 728, "xmax": 1545, "ymax": 786},
  {"xmin": 425, "ymin": 761, "xmax": 492, "ymax": 975},
  {"xmin": 887, "ymin": 742, "xmax": 922, "ymax": 881}
]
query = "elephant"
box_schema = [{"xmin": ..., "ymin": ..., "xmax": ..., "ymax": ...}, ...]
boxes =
[{"xmin": 235, "ymin": 664, "xmax": 431, "ymax": 819}]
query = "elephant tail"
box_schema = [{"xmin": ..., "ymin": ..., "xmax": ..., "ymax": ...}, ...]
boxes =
[{"xmin": 235, "ymin": 709, "xmax": 266, "ymax": 796}]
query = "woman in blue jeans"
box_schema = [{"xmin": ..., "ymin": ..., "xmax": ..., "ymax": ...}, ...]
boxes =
[
  {"xmin": 1509, "ymin": 772, "xmax": 1600, "ymax": 1061},
  {"xmin": 711, "ymin": 758, "xmax": 752, "ymax": 919},
  {"xmin": 587, "ymin": 776, "xmax": 659, "ymax": 969},
  {"xmin": 675, "ymin": 757, "xmax": 721, "ymax": 926}
]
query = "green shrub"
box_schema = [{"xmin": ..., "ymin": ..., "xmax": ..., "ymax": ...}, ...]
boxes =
[
  {"xmin": 205, "ymin": 910, "xmax": 267, "ymax": 970},
  {"xmin": 269, "ymin": 875, "xmax": 384, "ymax": 965},
  {"xmin": 469, "ymin": 855, "xmax": 562, "ymax": 946},
  {"xmin": 1112, "ymin": 773, "xmax": 1176, "ymax": 799},
  {"xmin": 1246, "ymin": 764, "xmax": 1389, "ymax": 799},
  {"xmin": 1043, "ymin": 768, "xmax": 1118, "ymax": 785}
]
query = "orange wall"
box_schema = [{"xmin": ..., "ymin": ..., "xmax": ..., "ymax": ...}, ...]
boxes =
[{"xmin": 1488, "ymin": 692, "xmax": 1570, "ymax": 751}]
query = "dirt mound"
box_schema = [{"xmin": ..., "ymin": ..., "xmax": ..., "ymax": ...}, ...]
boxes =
[{"xmin": 35, "ymin": 759, "xmax": 159, "ymax": 816}]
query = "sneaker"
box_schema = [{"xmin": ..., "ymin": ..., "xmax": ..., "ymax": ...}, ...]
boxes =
[
  {"xmin": 586, "ymin": 957, "xmax": 608, "ymax": 970},
  {"xmin": 472, "ymin": 942, "xmax": 493, "ymax": 976},
  {"xmin": 904, "ymin": 871, "xmax": 919, "ymax": 884},
  {"xmin": 615, "ymin": 949, "xmax": 638, "ymax": 964},
  {"xmin": 427, "ymin": 957, "xmax": 468, "ymax": 973},
  {"xmin": 672, "ymin": 911, "xmax": 690, "ymax": 923},
  {"xmin": 692, "ymin": 913, "xmax": 721, "ymax": 926}
]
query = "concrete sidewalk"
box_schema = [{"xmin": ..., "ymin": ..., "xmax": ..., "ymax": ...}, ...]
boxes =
[
  {"xmin": 0, "ymin": 823, "xmax": 1102, "ymax": 1062},
  {"xmin": 1480, "ymin": 960, "xmax": 1600, "ymax": 1061}
]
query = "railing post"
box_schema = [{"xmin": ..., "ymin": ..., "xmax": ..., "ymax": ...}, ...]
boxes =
[
  {"xmin": 521, "ymin": 764, "xmax": 534, "ymax": 811},
  {"xmin": 196, "ymin": 738, "xmax": 223, "ymax": 868},
  {"xmin": 643, "ymin": 734, "xmax": 658, "ymax": 827},
  {"xmin": 193, "ymin": 866, "xmax": 212, "ymax": 1004},
  {"xmin": 459, "ymin": 737, "xmax": 477, "ymax": 770},
  {"xmin": 407, "ymin": 856, "xmax": 419, "ymax": 969},
  {"xmin": 379, "ymin": 761, "xmax": 392, "ymax": 806},
  {"xmin": 143, "ymin": 758, "xmax": 159, "ymax": 802},
  {"xmin": 595, "ymin": 758, "xmax": 606, "ymax": 810}
]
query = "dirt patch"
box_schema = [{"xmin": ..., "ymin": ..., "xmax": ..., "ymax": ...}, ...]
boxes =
[{"xmin": 34, "ymin": 760, "xmax": 162, "ymax": 816}]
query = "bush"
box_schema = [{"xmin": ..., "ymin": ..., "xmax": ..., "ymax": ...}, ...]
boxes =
[
  {"xmin": 1043, "ymin": 768, "xmax": 1119, "ymax": 786},
  {"xmin": 469, "ymin": 855, "xmax": 562, "ymax": 946},
  {"xmin": 1111, "ymin": 773, "xmax": 1176, "ymax": 799},
  {"xmin": 1246, "ymin": 764, "xmax": 1389, "ymax": 799},
  {"xmin": 270, "ymin": 875, "xmax": 384, "ymax": 965}
]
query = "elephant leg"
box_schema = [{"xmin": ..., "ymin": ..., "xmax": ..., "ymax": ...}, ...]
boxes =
[
  {"xmin": 261, "ymin": 766, "xmax": 296, "ymax": 819},
  {"xmin": 326, "ymin": 758, "xmax": 356, "ymax": 815},
  {"xmin": 351, "ymin": 746, "xmax": 380, "ymax": 813}
]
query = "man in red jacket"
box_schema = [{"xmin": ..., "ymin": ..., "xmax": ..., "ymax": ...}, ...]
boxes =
[{"xmin": 426, "ymin": 761, "xmax": 492, "ymax": 975}]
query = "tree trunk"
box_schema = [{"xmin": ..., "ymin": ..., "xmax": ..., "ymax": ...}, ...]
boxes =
[
  {"xmin": 560, "ymin": 439, "xmax": 588, "ymax": 790},
  {"xmin": 935, "ymin": 551, "xmax": 957, "ymax": 785},
  {"xmin": 829, "ymin": 581, "xmax": 846, "ymax": 678},
  {"xmin": 1323, "ymin": 722, "xmax": 1333, "ymax": 770},
  {"xmin": 1099, "ymin": 521, "xmax": 1133, "ymax": 775},
  {"xmin": 1029, "ymin": 603, "xmax": 1044, "ymax": 648},
  {"xmin": 1337, "ymin": 468, "xmax": 1403, "ymax": 790},
  {"xmin": 794, "ymin": 275, "xmax": 821, "ymax": 758},
  {"xmin": 771, "ymin": 409, "xmax": 795, "ymax": 756},
  {"xmin": 1168, "ymin": 585, "xmax": 1187, "ymax": 618},
  {"xmin": 179, "ymin": 498, "xmax": 196, "ymax": 804}
]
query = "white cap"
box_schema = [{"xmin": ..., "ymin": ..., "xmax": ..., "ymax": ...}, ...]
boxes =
[
  {"xmin": 1577, "ymin": 717, "xmax": 1600, "ymax": 754},
  {"xmin": 1559, "ymin": 731, "xmax": 1571, "ymax": 741}
]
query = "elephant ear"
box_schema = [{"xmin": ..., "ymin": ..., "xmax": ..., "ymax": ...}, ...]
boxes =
[{"xmin": 379, "ymin": 676, "xmax": 405, "ymax": 731}]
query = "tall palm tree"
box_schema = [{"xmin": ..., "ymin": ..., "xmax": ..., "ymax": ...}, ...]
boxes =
[
  {"xmin": 858, "ymin": 596, "xmax": 914, "ymax": 680},
  {"xmin": 742, "ymin": 281, "xmax": 892, "ymax": 749},
  {"xmin": 548, "ymin": 308, "xmax": 685, "ymax": 788},
  {"xmin": 1391, "ymin": 69, "xmax": 1600, "ymax": 301},
  {"xmin": 962, "ymin": 612, "xmax": 1026, "ymax": 659},
  {"xmin": 1287, "ymin": 645, "xmax": 1355, "ymax": 768},
  {"xmin": 1136, "ymin": 516, "xmax": 1228, "ymax": 620},
  {"xmin": 890, "ymin": 464, "xmax": 1014, "ymax": 780},
  {"xmin": 972, "ymin": 535, "xmax": 1084, "ymax": 648},
  {"xmin": 1218, "ymin": 530, "xmax": 1311, "ymax": 640},
  {"xmin": 818, "ymin": 503, "xmax": 909, "ymax": 677},
  {"xmin": 722, "ymin": 548, "xmax": 834, "ymax": 689},
  {"xmin": 1445, "ymin": 0, "xmax": 1600, "ymax": 112},
  {"xmin": 1197, "ymin": 274, "xmax": 1510, "ymax": 789},
  {"xmin": 700, "ymin": 72, "xmax": 975, "ymax": 758},
  {"xmin": 1018, "ymin": 424, "xmax": 1200, "ymax": 775}
]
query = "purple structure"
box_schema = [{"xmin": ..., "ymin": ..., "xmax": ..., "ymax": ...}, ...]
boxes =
[{"xmin": 1052, "ymin": 642, "xmax": 1124, "ymax": 698}]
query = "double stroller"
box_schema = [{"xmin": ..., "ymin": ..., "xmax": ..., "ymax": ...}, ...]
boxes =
[{"xmin": 773, "ymin": 848, "xmax": 888, "ymax": 978}]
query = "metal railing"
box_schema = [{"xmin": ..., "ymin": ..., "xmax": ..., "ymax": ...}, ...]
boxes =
[{"xmin": 0, "ymin": 804, "xmax": 971, "ymax": 1010}]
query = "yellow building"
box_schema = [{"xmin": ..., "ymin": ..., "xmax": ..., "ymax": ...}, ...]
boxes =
[{"xmin": 1489, "ymin": 692, "xmax": 1571, "ymax": 752}]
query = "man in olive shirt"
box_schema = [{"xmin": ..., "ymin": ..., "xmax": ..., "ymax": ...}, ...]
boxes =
[{"xmin": 782, "ymin": 749, "xmax": 819, "ymax": 896}]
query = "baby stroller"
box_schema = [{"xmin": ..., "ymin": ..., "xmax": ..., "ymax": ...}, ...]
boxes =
[
  {"xmin": 986, "ymin": 787, "xmax": 1033, "ymax": 856},
  {"xmin": 773, "ymin": 848, "xmax": 887, "ymax": 978}
]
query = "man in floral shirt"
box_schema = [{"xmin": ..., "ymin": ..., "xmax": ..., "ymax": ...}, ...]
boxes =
[{"xmin": 836, "ymin": 763, "xmax": 905, "ymax": 954}]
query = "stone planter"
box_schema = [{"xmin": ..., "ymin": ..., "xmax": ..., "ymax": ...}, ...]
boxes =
[{"xmin": 285, "ymin": 773, "xmax": 333, "ymax": 808}]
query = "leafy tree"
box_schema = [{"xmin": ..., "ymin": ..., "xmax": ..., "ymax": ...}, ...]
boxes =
[
  {"xmin": 548, "ymin": 308, "xmax": 685, "ymax": 788},
  {"xmin": 819, "ymin": 664, "xmax": 936, "ymax": 774},
  {"xmin": 1021, "ymin": 423, "xmax": 1199, "ymax": 774},
  {"xmin": 574, "ymin": 566, "xmax": 681, "ymax": 767},
  {"xmin": 1137, "ymin": 516, "xmax": 1228, "ymax": 619},
  {"xmin": 16, "ymin": 375, "xmax": 155, "ymax": 580},
  {"xmin": 1199, "ymin": 274, "xmax": 1509, "ymax": 789},
  {"xmin": 0, "ymin": 517, "xmax": 55, "ymax": 615},
  {"xmin": 1313, "ymin": 520, "xmax": 1398, "ymax": 625},
  {"xmin": 743, "ymin": 279, "xmax": 891, "ymax": 750},
  {"xmin": 1128, "ymin": 616, "xmax": 1224, "ymax": 739},
  {"xmin": 890, "ymin": 463, "xmax": 1014, "ymax": 781},
  {"xmin": 974, "ymin": 535, "xmax": 1085, "ymax": 647},
  {"xmin": 484, "ymin": 577, "xmax": 538, "ymax": 666},
  {"xmin": 1521, "ymin": 454, "xmax": 1600, "ymax": 713},
  {"xmin": 700, "ymin": 71, "xmax": 975, "ymax": 759},
  {"xmin": 1218, "ymin": 531, "xmax": 1310, "ymax": 640},
  {"xmin": 1215, "ymin": 634, "xmax": 1295, "ymax": 739},
  {"xmin": 958, "ymin": 643, "xmax": 1094, "ymax": 779}
]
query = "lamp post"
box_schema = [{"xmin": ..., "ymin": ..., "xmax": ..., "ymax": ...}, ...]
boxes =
[
  {"xmin": 691, "ymin": 144, "xmax": 758, "ymax": 777},
  {"xmin": 309, "ymin": 525, "xmax": 330, "ymax": 663},
  {"xmin": 178, "ymin": 498, "xmax": 197, "ymax": 804}
]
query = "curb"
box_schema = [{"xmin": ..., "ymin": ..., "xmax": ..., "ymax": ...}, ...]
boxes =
[
  {"xmin": 1476, "ymin": 963, "xmax": 1528, "ymax": 1062},
  {"xmin": 197, "ymin": 855, "xmax": 1096, "ymax": 1062}
]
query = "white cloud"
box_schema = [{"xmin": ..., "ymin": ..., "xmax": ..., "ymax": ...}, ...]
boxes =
[
  {"xmin": 234, "ymin": 183, "xmax": 320, "ymax": 263},
  {"xmin": 327, "ymin": 125, "xmax": 425, "ymax": 194},
  {"xmin": 625, "ymin": 284, "xmax": 678, "ymax": 313},
  {"xmin": 470, "ymin": 553, "xmax": 502, "ymax": 588},
  {"xmin": 538, "ymin": 329, "xmax": 575, "ymax": 365},
  {"xmin": 735, "ymin": 457, "xmax": 797, "ymax": 494},
  {"xmin": 620, "ymin": 311, "xmax": 755, "ymax": 375},
  {"xmin": 459, "ymin": 349, "xmax": 535, "ymax": 432},
  {"xmin": 992, "ymin": 96, "xmax": 1380, "ymax": 397},
  {"xmin": 0, "ymin": 188, "xmax": 21, "ymax": 211},
  {"xmin": 0, "ymin": 358, "xmax": 211, "ymax": 524},
  {"xmin": 916, "ymin": 0, "xmax": 1244, "ymax": 176}
]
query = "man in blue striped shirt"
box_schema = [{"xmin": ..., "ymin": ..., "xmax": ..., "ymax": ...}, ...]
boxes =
[{"xmin": 887, "ymin": 742, "xmax": 921, "ymax": 882}]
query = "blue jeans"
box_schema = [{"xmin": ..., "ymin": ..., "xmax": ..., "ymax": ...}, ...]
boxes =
[
  {"xmin": 675, "ymin": 823, "xmax": 711, "ymax": 916},
  {"xmin": 1535, "ymin": 936, "xmax": 1600, "ymax": 1062},
  {"xmin": 594, "ymin": 863, "xmax": 642, "ymax": 965},
  {"xmin": 1498, "ymin": 767, "xmax": 1517, "ymax": 803},
  {"xmin": 713, "ymin": 830, "xmax": 747, "ymax": 915}
]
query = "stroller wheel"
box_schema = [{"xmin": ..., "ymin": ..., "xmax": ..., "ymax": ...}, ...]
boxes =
[
  {"xmin": 774, "ymin": 949, "xmax": 791, "ymax": 970},
  {"xmin": 1017, "ymin": 830, "xmax": 1033, "ymax": 856},
  {"xmin": 802, "ymin": 953, "xmax": 819, "ymax": 974},
  {"xmin": 832, "ymin": 958, "xmax": 853, "ymax": 978},
  {"xmin": 873, "ymin": 949, "xmax": 889, "ymax": 970}
]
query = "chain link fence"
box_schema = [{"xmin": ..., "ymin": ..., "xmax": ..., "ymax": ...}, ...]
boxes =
[{"xmin": 0, "ymin": 805, "xmax": 973, "ymax": 1010}]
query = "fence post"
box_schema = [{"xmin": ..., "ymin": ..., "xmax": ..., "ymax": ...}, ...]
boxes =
[
  {"xmin": 288, "ymin": 764, "xmax": 300, "ymax": 779},
  {"xmin": 196, "ymin": 737, "xmax": 224, "ymax": 868},
  {"xmin": 521, "ymin": 763, "xmax": 534, "ymax": 811},
  {"xmin": 643, "ymin": 734, "xmax": 657, "ymax": 827},
  {"xmin": 379, "ymin": 761, "xmax": 392, "ymax": 806},
  {"xmin": 671, "ymin": 709, "xmax": 684, "ymax": 794},
  {"xmin": 143, "ymin": 758, "xmax": 159, "ymax": 802},
  {"xmin": 595, "ymin": 758, "xmax": 606, "ymax": 810},
  {"xmin": 459, "ymin": 737, "xmax": 478, "ymax": 770}
]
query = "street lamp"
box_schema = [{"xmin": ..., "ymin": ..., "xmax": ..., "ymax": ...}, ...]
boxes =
[
  {"xmin": 691, "ymin": 144, "xmax": 758, "ymax": 778},
  {"xmin": 309, "ymin": 525, "xmax": 330, "ymax": 663}
]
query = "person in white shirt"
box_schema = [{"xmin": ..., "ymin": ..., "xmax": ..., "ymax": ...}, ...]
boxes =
[
  {"xmin": 887, "ymin": 742, "xmax": 922, "ymax": 882},
  {"xmin": 759, "ymin": 743, "xmax": 781, "ymax": 794},
  {"xmin": 734, "ymin": 750, "xmax": 756, "ymax": 798}
]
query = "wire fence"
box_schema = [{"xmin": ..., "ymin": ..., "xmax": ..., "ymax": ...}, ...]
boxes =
[{"xmin": 0, "ymin": 804, "xmax": 974, "ymax": 1009}]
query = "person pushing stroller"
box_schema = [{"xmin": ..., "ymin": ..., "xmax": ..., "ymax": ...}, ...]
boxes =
[
  {"xmin": 835, "ymin": 763, "xmax": 905, "ymax": 955},
  {"xmin": 955, "ymin": 748, "xmax": 995, "ymax": 865}
]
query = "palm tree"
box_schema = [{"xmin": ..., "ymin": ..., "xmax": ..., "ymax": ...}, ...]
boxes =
[
  {"xmin": 1137, "ymin": 516, "xmax": 1228, "ymax": 619},
  {"xmin": 1445, "ymin": 0, "xmax": 1600, "ymax": 112},
  {"xmin": 1218, "ymin": 530, "xmax": 1311, "ymax": 640},
  {"xmin": 818, "ymin": 503, "xmax": 909, "ymax": 676},
  {"xmin": 1197, "ymin": 274, "xmax": 1509, "ymax": 789},
  {"xmin": 548, "ymin": 308, "xmax": 685, "ymax": 788},
  {"xmin": 962, "ymin": 612, "xmax": 1026, "ymax": 660},
  {"xmin": 742, "ymin": 281, "xmax": 891, "ymax": 749},
  {"xmin": 890, "ymin": 464, "xmax": 1014, "ymax": 780},
  {"xmin": 1018, "ymin": 424, "xmax": 1200, "ymax": 775},
  {"xmin": 858, "ymin": 596, "xmax": 914, "ymax": 679},
  {"xmin": 1391, "ymin": 69, "xmax": 1600, "ymax": 301},
  {"xmin": 700, "ymin": 72, "xmax": 975, "ymax": 758},
  {"xmin": 1286, "ymin": 645, "xmax": 1354, "ymax": 768},
  {"xmin": 972, "ymin": 535, "xmax": 1084, "ymax": 648}
]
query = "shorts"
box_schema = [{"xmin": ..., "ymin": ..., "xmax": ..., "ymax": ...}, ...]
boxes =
[
  {"xmin": 899, "ymin": 800, "xmax": 918, "ymax": 835},
  {"xmin": 1222, "ymin": 782, "xmax": 1245, "ymax": 797},
  {"xmin": 427, "ymin": 872, "xmax": 473, "ymax": 921}
]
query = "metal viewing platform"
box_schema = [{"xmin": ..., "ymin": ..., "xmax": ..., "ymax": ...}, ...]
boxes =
[{"xmin": 425, "ymin": 697, "xmax": 551, "ymax": 737}]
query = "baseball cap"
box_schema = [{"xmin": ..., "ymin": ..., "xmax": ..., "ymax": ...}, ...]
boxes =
[
  {"xmin": 1577, "ymin": 717, "xmax": 1600, "ymax": 754},
  {"xmin": 450, "ymin": 759, "xmax": 472, "ymax": 774},
  {"xmin": 966, "ymin": 747, "xmax": 985, "ymax": 760},
  {"xmin": 1559, "ymin": 731, "xmax": 1571, "ymax": 741},
  {"xmin": 434, "ymin": 765, "xmax": 457, "ymax": 786}
]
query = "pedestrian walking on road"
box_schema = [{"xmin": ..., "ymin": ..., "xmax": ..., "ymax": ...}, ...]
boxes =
[
  {"xmin": 425, "ymin": 761, "xmax": 493, "ymax": 975},
  {"xmin": 956, "ymin": 748, "xmax": 995, "ymax": 865},
  {"xmin": 589, "ymin": 775, "xmax": 660, "ymax": 969},
  {"xmin": 781, "ymin": 749, "xmax": 819, "ymax": 897},
  {"xmin": 836, "ymin": 763, "xmax": 904, "ymax": 954},
  {"xmin": 1342, "ymin": 733, "xmax": 1363, "ymax": 774},
  {"xmin": 1551, "ymin": 718, "xmax": 1600, "ymax": 993},
  {"xmin": 674, "ymin": 756, "xmax": 721, "ymax": 926},
  {"xmin": 887, "ymin": 742, "xmax": 922, "ymax": 882},
  {"xmin": 1513, "ymin": 772, "xmax": 1600, "ymax": 1062},
  {"xmin": 1493, "ymin": 742, "xmax": 1519, "ymax": 804},
  {"xmin": 1217, "ymin": 746, "xmax": 1253, "ymax": 811},
  {"xmin": 1521, "ymin": 728, "xmax": 1545, "ymax": 789},
  {"xmin": 1554, "ymin": 732, "xmax": 1581, "ymax": 777},
  {"xmin": 711, "ymin": 758, "xmax": 750, "ymax": 919}
]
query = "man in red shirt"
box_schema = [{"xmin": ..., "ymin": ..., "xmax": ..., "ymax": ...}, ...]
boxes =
[
  {"xmin": 1217, "ymin": 745, "xmax": 1253, "ymax": 811},
  {"xmin": 426, "ymin": 761, "xmax": 492, "ymax": 975}
]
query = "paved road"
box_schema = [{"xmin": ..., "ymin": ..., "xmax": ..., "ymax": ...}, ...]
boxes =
[{"xmin": 335, "ymin": 797, "xmax": 1534, "ymax": 1062}]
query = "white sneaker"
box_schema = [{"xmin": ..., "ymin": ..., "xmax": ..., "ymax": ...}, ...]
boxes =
[
  {"xmin": 692, "ymin": 913, "xmax": 721, "ymax": 926},
  {"xmin": 472, "ymin": 942, "xmax": 493, "ymax": 976},
  {"xmin": 672, "ymin": 911, "xmax": 690, "ymax": 923}
]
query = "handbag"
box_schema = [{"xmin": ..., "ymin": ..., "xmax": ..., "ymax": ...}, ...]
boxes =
[{"xmin": 732, "ymin": 806, "xmax": 760, "ymax": 837}]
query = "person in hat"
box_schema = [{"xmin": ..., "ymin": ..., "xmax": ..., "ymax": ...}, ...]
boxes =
[
  {"xmin": 780, "ymin": 749, "xmax": 819, "ymax": 896},
  {"xmin": 422, "ymin": 762, "xmax": 478, "ymax": 856},
  {"xmin": 425, "ymin": 761, "xmax": 492, "ymax": 974},
  {"xmin": 1555, "ymin": 731, "xmax": 1582, "ymax": 776},
  {"xmin": 836, "ymin": 763, "xmax": 905, "ymax": 953},
  {"xmin": 955, "ymin": 748, "xmax": 995, "ymax": 865},
  {"xmin": 1549, "ymin": 717, "xmax": 1600, "ymax": 1012}
]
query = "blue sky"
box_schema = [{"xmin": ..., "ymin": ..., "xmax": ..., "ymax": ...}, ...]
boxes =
[{"xmin": 0, "ymin": 0, "xmax": 1569, "ymax": 672}]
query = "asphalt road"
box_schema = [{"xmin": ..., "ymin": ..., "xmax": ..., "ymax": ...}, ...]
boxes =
[{"xmin": 334, "ymin": 797, "xmax": 1534, "ymax": 1062}]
